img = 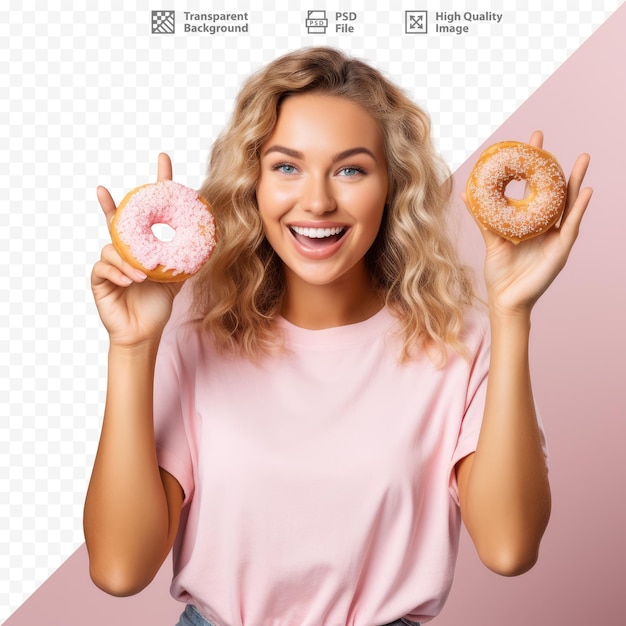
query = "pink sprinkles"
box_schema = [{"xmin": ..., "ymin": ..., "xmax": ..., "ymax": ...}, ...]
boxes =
[
  {"xmin": 468, "ymin": 143, "xmax": 566, "ymax": 240},
  {"xmin": 115, "ymin": 181, "xmax": 216, "ymax": 275}
]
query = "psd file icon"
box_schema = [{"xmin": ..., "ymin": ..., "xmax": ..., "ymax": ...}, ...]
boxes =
[{"xmin": 306, "ymin": 10, "xmax": 329, "ymax": 34}]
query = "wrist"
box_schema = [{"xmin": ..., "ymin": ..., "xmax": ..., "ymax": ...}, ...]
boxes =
[
  {"xmin": 488, "ymin": 305, "xmax": 532, "ymax": 336},
  {"xmin": 108, "ymin": 338, "xmax": 161, "ymax": 361},
  {"xmin": 487, "ymin": 295, "xmax": 533, "ymax": 323}
]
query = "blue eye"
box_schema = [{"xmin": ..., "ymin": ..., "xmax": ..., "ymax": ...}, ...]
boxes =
[
  {"xmin": 338, "ymin": 167, "xmax": 364, "ymax": 177},
  {"xmin": 274, "ymin": 163, "xmax": 297, "ymax": 174}
]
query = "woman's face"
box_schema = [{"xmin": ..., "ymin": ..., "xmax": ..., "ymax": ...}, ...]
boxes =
[{"xmin": 256, "ymin": 93, "xmax": 388, "ymax": 291}]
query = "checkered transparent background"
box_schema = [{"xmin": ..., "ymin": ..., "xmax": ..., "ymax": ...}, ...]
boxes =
[{"xmin": 0, "ymin": 0, "xmax": 621, "ymax": 621}]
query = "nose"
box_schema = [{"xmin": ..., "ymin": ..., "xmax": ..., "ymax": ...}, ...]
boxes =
[{"xmin": 301, "ymin": 173, "xmax": 337, "ymax": 215}]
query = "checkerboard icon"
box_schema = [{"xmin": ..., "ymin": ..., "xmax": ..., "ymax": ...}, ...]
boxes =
[{"xmin": 152, "ymin": 10, "xmax": 175, "ymax": 34}]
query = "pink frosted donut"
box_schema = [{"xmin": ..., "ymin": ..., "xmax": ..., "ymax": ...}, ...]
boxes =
[
  {"xmin": 110, "ymin": 180, "xmax": 217, "ymax": 282},
  {"xmin": 466, "ymin": 141, "xmax": 567, "ymax": 244}
]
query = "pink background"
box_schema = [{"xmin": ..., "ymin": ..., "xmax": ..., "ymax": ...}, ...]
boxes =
[{"xmin": 7, "ymin": 5, "xmax": 625, "ymax": 625}]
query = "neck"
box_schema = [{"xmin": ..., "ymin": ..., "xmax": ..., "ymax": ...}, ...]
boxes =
[{"xmin": 281, "ymin": 263, "xmax": 384, "ymax": 330}]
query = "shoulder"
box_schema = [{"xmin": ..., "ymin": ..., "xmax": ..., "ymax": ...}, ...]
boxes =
[
  {"xmin": 433, "ymin": 306, "xmax": 490, "ymax": 376},
  {"xmin": 460, "ymin": 306, "xmax": 490, "ymax": 351}
]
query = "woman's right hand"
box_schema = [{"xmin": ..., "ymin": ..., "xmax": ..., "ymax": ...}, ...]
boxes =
[{"xmin": 91, "ymin": 153, "xmax": 183, "ymax": 348}]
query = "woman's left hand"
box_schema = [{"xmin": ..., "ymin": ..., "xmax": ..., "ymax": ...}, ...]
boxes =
[{"xmin": 464, "ymin": 130, "xmax": 593, "ymax": 317}]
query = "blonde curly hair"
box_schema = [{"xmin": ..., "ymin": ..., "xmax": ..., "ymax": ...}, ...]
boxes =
[{"xmin": 192, "ymin": 46, "xmax": 476, "ymax": 363}]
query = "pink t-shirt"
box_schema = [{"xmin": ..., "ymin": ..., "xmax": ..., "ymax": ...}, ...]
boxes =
[{"xmin": 153, "ymin": 304, "xmax": 492, "ymax": 625}]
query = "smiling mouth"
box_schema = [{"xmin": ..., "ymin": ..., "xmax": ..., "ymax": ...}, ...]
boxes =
[
  {"xmin": 290, "ymin": 225, "xmax": 346, "ymax": 238},
  {"xmin": 288, "ymin": 225, "xmax": 348, "ymax": 248},
  {"xmin": 285, "ymin": 224, "xmax": 350, "ymax": 259}
]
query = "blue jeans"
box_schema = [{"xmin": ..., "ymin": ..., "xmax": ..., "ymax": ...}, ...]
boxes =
[{"xmin": 176, "ymin": 604, "xmax": 420, "ymax": 626}]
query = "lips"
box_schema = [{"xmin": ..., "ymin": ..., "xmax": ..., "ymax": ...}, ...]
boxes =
[{"xmin": 287, "ymin": 223, "xmax": 349, "ymax": 259}]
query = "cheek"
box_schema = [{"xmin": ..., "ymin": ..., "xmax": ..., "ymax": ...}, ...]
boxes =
[
  {"xmin": 344, "ymin": 188, "xmax": 386, "ymax": 229},
  {"xmin": 256, "ymin": 178, "xmax": 295, "ymax": 218},
  {"xmin": 256, "ymin": 188, "xmax": 284, "ymax": 242},
  {"xmin": 366, "ymin": 210, "xmax": 385, "ymax": 242}
]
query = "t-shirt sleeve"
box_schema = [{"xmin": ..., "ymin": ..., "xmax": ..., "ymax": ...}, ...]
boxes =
[
  {"xmin": 153, "ymin": 328, "xmax": 195, "ymax": 506},
  {"xmin": 448, "ymin": 315, "xmax": 491, "ymax": 506},
  {"xmin": 447, "ymin": 315, "xmax": 549, "ymax": 505}
]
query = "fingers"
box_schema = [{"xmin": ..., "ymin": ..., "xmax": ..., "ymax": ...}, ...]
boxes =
[
  {"xmin": 92, "ymin": 244, "xmax": 147, "ymax": 288},
  {"xmin": 557, "ymin": 152, "xmax": 591, "ymax": 240},
  {"xmin": 528, "ymin": 130, "xmax": 544, "ymax": 149},
  {"xmin": 157, "ymin": 153, "xmax": 173, "ymax": 181},
  {"xmin": 565, "ymin": 152, "xmax": 591, "ymax": 211},
  {"xmin": 96, "ymin": 185, "xmax": 117, "ymax": 230},
  {"xmin": 526, "ymin": 131, "xmax": 590, "ymax": 216},
  {"xmin": 559, "ymin": 185, "xmax": 593, "ymax": 248},
  {"xmin": 522, "ymin": 135, "xmax": 592, "ymax": 246}
]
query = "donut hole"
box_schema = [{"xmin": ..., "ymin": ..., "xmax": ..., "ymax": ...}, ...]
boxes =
[
  {"xmin": 151, "ymin": 223, "xmax": 176, "ymax": 242},
  {"xmin": 504, "ymin": 178, "xmax": 531, "ymax": 201}
]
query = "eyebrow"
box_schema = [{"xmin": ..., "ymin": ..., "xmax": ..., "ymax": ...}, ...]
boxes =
[{"xmin": 262, "ymin": 145, "xmax": 378, "ymax": 162}]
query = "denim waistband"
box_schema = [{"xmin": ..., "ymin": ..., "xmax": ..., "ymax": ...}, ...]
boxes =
[
  {"xmin": 176, "ymin": 605, "xmax": 215, "ymax": 626},
  {"xmin": 176, "ymin": 604, "xmax": 420, "ymax": 626}
]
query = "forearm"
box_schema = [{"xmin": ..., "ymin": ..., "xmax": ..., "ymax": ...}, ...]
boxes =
[
  {"xmin": 84, "ymin": 341, "xmax": 173, "ymax": 595},
  {"xmin": 460, "ymin": 311, "xmax": 551, "ymax": 575}
]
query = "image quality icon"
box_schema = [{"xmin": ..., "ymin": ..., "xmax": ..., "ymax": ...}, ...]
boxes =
[{"xmin": 405, "ymin": 11, "xmax": 427, "ymax": 34}]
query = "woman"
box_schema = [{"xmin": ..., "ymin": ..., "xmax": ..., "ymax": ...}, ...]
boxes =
[{"xmin": 85, "ymin": 47, "xmax": 592, "ymax": 625}]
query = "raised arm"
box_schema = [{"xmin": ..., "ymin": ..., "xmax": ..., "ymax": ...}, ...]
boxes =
[
  {"xmin": 84, "ymin": 154, "xmax": 184, "ymax": 595},
  {"xmin": 457, "ymin": 132, "xmax": 592, "ymax": 575}
]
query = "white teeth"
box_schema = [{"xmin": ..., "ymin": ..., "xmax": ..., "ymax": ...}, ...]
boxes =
[{"xmin": 291, "ymin": 226, "xmax": 345, "ymax": 238}]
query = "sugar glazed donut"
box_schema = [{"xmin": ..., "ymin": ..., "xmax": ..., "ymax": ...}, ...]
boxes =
[
  {"xmin": 466, "ymin": 141, "xmax": 567, "ymax": 244},
  {"xmin": 110, "ymin": 180, "xmax": 217, "ymax": 282}
]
